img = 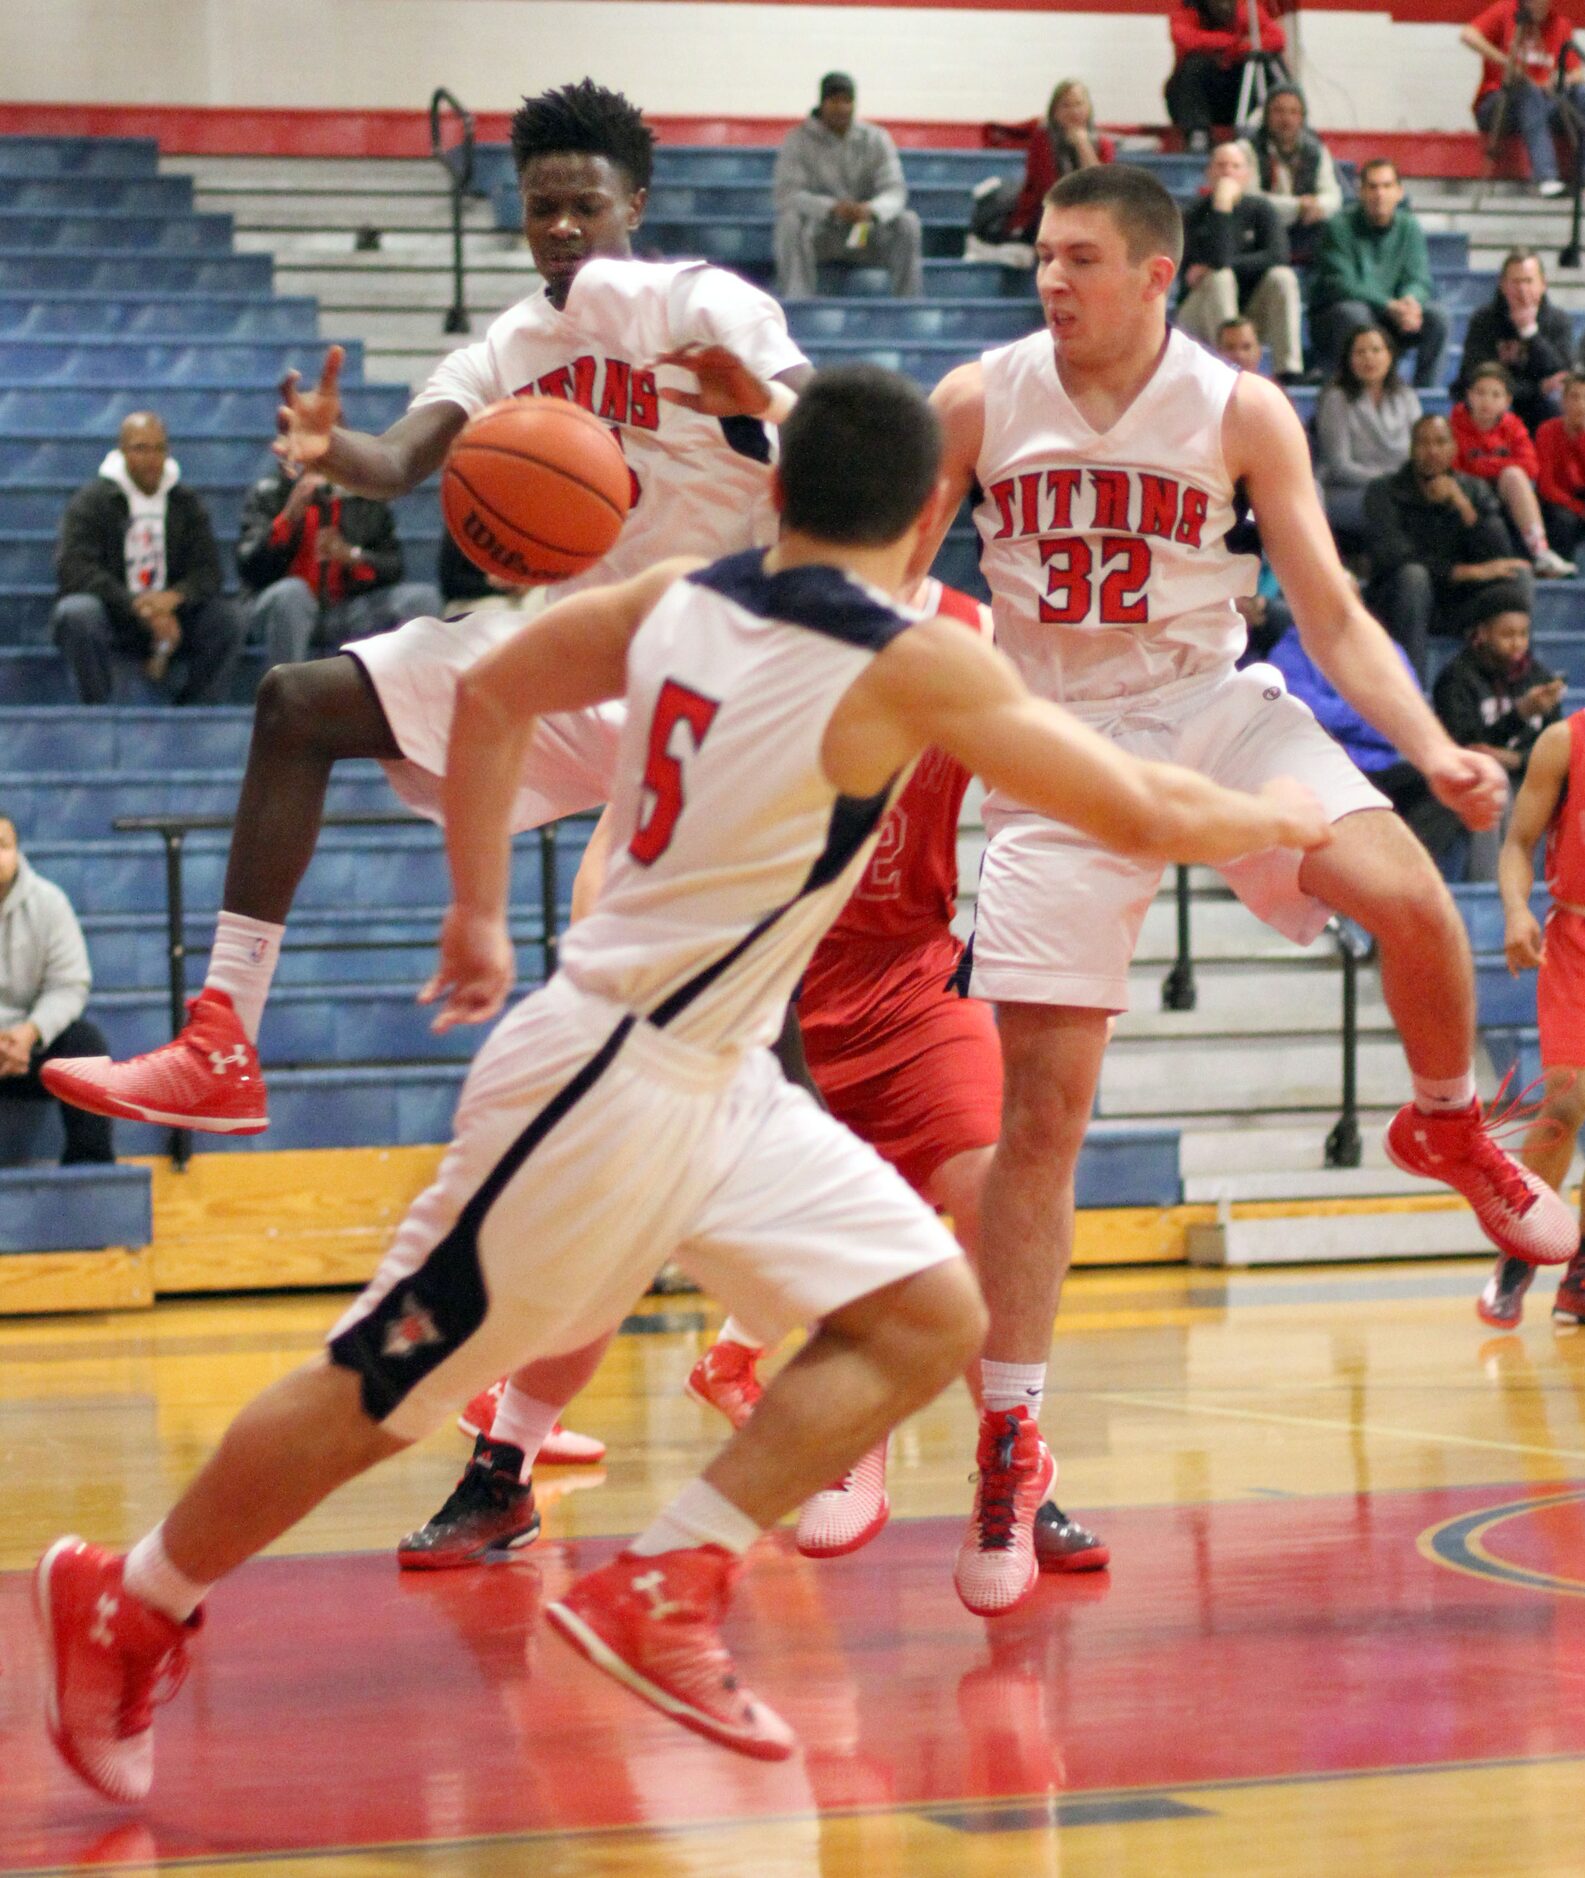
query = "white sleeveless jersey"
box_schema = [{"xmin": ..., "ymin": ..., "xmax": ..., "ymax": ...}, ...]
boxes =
[
  {"xmin": 559, "ymin": 553, "xmax": 918, "ymax": 1054},
  {"xmin": 974, "ymin": 327, "xmax": 1254, "ymax": 706},
  {"xmin": 412, "ymin": 257, "xmax": 808, "ymax": 586}
]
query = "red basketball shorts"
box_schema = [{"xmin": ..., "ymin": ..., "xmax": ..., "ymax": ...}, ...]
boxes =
[
  {"xmin": 799, "ymin": 930, "xmax": 1003, "ymax": 1198},
  {"xmin": 1538, "ymin": 908, "xmax": 1585, "ymax": 1069}
]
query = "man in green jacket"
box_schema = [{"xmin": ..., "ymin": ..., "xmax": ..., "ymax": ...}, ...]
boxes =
[{"xmin": 1310, "ymin": 158, "xmax": 1449, "ymax": 387}]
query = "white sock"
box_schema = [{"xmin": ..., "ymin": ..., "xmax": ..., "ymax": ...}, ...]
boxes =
[
  {"xmin": 124, "ymin": 1523, "xmax": 209, "ymax": 1624},
  {"xmin": 716, "ymin": 1316, "xmax": 764, "ymax": 1352},
  {"xmin": 629, "ymin": 1479, "xmax": 762, "ymax": 1558},
  {"xmin": 1413, "ymin": 1070, "xmax": 1478, "ymax": 1116},
  {"xmin": 981, "ymin": 1359, "xmax": 1047, "ymax": 1419},
  {"xmin": 1524, "ymin": 521, "xmax": 1550, "ymax": 560},
  {"xmin": 204, "ymin": 911, "xmax": 285, "ymax": 1044},
  {"xmin": 487, "ymin": 1385, "xmax": 562, "ymax": 1479}
]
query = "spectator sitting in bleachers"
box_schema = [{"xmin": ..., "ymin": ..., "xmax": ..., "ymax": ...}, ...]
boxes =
[
  {"xmin": 1309, "ymin": 159, "xmax": 1449, "ymax": 389},
  {"xmin": 1216, "ymin": 314, "xmax": 1266, "ymax": 372},
  {"xmin": 772, "ymin": 73, "xmax": 923, "ymax": 299},
  {"xmin": 972, "ymin": 81, "xmax": 1114, "ymax": 258},
  {"xmin": 1454, "ymin": 249, "xmax": 1574, "ymax": 436},
  {"xmin": 1175, "ymin": 142, "xmax": 1304, "ymax": 382},
  {"xmin": 237, "ymin": 467, "xmax": 441, "ymax": 670},
  {"xmin": 1363, "ymin": 412, "xmax": 1534, "ymax": 683},
  {"xmin": 1536, "ymin": 370, "xmax": 1585, "ymax": 560},
  {"xmin": 50, "ymin": 412, "xmax": 245, "ymax": 707},
  {"xmin": 1451, "ymin": 362, "xmax": 1575, "ymax": 575},
  {"xmin": 1165, "ymin": 0, "xmax": 1289, "ymax": 153},
  {"xmin": 1238, "ymin": 84, "xmax": 1343, "ymax": 268},
  {"xmin": 1462, "ymin": 0, "xmax": 1585, "ymax": 199},
  {"xmin": 1315, "ymin": 324, "xmax": 1422, "ymax": 549},
  {"xmin": 0, "ymin": 811, "xmax": 113, "ymax": 1167},
  {"xmin": 1433, "ymin": 596, "xmax": 1565, "ymax": 875}
]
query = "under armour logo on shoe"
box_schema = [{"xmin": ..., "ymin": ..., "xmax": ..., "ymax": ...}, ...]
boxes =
[
  {"xmin": 631, "ymin": 1568, "xmax": 686, "ymax": 1621},
  {"xmin": 382, "ymin": 1295, "xmax": 442, "ymax": 1359},
  {"xmin": 208, "ymin": 1046, "xmax": 248, "ymax": 1075},
  {"xmin": 1413, "ymin": 1127, "xmax": 1444, "ymax": 1165},
  {"xmin": 90, "ymin": 1592, "xmax": 118, "ymax": 1650}
]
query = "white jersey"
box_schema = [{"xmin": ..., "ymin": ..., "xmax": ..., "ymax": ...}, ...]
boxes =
[
  {"xmin": 413, "ymin": 256, "xmax": 808, "ymax": 588},
  {"xmin": 973, "ymin": 327, "xmax": 1255, "ymax": 709},
  {"xmin": 559, "ymin": 552, "xmax": 918, "ymax": 1054}
]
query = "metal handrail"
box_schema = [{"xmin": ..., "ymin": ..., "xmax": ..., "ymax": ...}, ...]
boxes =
[
  {"xmin": 428, "ymin": 86, "xmax": 477, "ymax": 335},
  {"xmin": 1160, "ymin": 865, "xmax": 1197, "ymax": 1011},
  {"xmin": 1324, "ymin": 916, "xmax": 1373, "ymax": 1169}
]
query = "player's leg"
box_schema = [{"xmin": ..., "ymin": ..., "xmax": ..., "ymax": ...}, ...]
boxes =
[
  {"xmin": 1480, "ymin": 1067, "xmax": 1585, "ymax": 1326},
  {"xmin": 1524, "ymin": 915, "xmax": 1585, "ymax": 1324}
]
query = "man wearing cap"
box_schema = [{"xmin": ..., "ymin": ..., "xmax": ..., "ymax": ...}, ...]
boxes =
[{"xmin": 772, "ymin": 73, "xmax": 925, "ymax": 298}]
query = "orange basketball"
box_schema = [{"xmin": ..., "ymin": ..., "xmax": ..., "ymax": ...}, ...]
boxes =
[{"xmin": 441, "ymin": 397, "xmax": 633, "ymax": 586}]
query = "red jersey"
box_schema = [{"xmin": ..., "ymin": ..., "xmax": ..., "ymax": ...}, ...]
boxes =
[
  {"xmin": 1545, "ymin": 711, "xmax": 1585, "ymax": 904},
  {"xmin": 817, "ymin": 579, "xmax": 988, "ymax": 947},
  {"xmin": 1451, "ymin": 403, "xmax": 1539, "ymax": 483},
  {"xmin": 1536, "ymin": 417, "xmax": 1585, "ymax": 516}
]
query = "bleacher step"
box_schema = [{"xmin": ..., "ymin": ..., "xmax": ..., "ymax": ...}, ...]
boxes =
[
  {"xmin": 0, "ymin": 1163, "xmax": 151, "ymax": 1253},
  {"xmin": 1189, "ymin": 1202, "xmax": 1497, "ymax": 1267}
]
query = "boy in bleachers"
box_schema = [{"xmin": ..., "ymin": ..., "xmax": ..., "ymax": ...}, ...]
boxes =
[
  {"xmin": 1451, "ymin": 363, "xmax": 1575, "ymax": 577},
  {"xmin": 1433, "ymin": 597, "xmax": 1565, "ymax": 877},
  {"xmin": 1535, "ymin": 371, "xmax": 1585, "ymax": 564}
]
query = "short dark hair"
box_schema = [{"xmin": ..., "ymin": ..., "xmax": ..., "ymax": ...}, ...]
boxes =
[
  {"xmin": 1359, "ymin": 157, "xmax": 1400, "ymax": 185},
  {"xmin": 1502, "ymin": 245, "xmax": 1545, "ymax": 278},
  {"xmin": 1217, "ymin": 316, "xmax": 1257, "ymax": 339},
  {"xmin": 1468, "ymin": 361, "xmax": 1515, "ymax": 396},
  {"xmin": 1412, "ymin": 411, "xmax": 1452, "ymax": 443},
  {"xmin": 1044, "ymin": 163, "xmax": 1183, "ymax": 267},
  {"xmin": 510, "ymin": 80, "xmax": 654, "ymax": 193},
  {"xmin": 779, "ymin": 365, "xmax": 942, "ymax": 546}
]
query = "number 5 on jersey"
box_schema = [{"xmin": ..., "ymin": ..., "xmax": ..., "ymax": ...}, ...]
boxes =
[{"xmin": 629, "ymin": 679, "xmax": 721, "ymax": 865}]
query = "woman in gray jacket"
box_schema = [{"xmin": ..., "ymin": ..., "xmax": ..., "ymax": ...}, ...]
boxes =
[{"xmin": 1315, "ymin": 324, "xmax": 1422, "ymax": 548}]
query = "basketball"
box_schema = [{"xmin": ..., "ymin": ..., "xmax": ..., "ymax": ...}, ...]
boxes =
[{"xmin": 441, "ymin": 397, "xmax": 633, "ymax": 586}]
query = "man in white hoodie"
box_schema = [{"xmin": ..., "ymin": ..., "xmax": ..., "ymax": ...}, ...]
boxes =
[
  {"xmin": 0, "ymin": 813, "xmax": 113, "ymax": 1163},
  {"xmin": 50, "ymin": 412, "xmax": 246, "ymax": 705}
]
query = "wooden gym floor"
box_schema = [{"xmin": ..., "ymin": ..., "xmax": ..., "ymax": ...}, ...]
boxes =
[{"xmin": 4, "ymin": 1258, "xmax": 1585, "ymax": 1876}]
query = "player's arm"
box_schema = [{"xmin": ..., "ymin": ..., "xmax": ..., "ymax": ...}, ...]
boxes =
[
  {"xmin": 1226, "ymin": 372, "xmax": 1508, "ymax": 834},
  {"xmin": 832, "ymin": 617, "xmax": 1332, "ymax": 868},
  {"xmin": 274, "ymin": 345, "xmax": 469, "ymax": 498},
  {"xmin": 424, "ymin": 556, "xmax": 700, "ymax": 1029},
  {"xmin": 1499, "ymin": 719, "xmax": 1570, "ymax": 973},
  {"xmin": 906, "ymin": 363, "xmax": 984, "ymax": 586}
]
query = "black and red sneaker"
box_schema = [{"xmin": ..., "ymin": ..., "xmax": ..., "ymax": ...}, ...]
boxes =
[
  {"xmin": 1034, "ymin": 1502, "xmax": 1111, "ymax": 1573},
  {"xmin": 397, "ymin": 1438, "xmax": 540, "ymax": 1570},
  {"xmin": 1477, "ymin": 1255, "xmax": 1536, "ymax": 1329},
  {"xmin": 1554, "ymin": 1244, "xmax": 1585, "ymax": 1327}
]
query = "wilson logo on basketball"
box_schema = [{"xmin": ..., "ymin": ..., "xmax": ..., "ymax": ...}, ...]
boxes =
[
  {"xmin": 458, "ymin": 505, "xmax": 537, "ymax": 581},
  {"xmin": 517, "ymin": 354, "xmax": 661, "ymax": 432}
]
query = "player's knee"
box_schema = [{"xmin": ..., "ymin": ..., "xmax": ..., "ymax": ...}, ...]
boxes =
[
  {"xmin": 253, "ymin": 660, "xmax": 318, "ymax": 753},
  {"xmin": 1000, "ymin": 1081, "xmax": 1090, "ymax": 1169},
  {"xmin": 865, "ymin": 1258, "xmax": 986, "ymax": 1388}
]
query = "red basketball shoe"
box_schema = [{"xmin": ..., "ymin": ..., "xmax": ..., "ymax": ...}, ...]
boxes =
[
  {"xmin": 1385, "ymin": 1095, "xmax": 1576, "ymax": 1265},
  {"xmin": 1477, "ymin": 1255, "xmax": 1536, "ymax": 1329},
  {"xmin": 685, "ymin": 1339, "xmax": 764, "ymax": 1431},
  {"xmin": 795, "ymin": 1439, "xmax": 890, "ymax": 1558},
  {"xmin": 954, "ymin": 1407, "xmax": 1055, "ymax": 1617},
  {"xmin": 455, "ymin": 1381, "xmax": 605, "ymax": 1463},
  {"xmin": 41, "ymin": 988, "xmax": 266, "ymax": 1134},
  {"xmin": 397, "ymin": 1438, "xmax": 541, "ymax": 1570},
  {"xmin": 34, "ymin": 1537, "xmax": 200, "ymax": 1803},
  {"xmin": 547, "ymin": 1546, "xmax": 795, "ymax": 1760}
]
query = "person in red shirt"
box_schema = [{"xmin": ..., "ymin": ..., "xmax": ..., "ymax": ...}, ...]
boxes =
[
  {"xmin": 1452, "ymin": 363, "xmax": 1576, "ymax": 575},
  {"xmin": 1165, "ymin": 0, "xmax": 1289, "ymax": 152},
  {"xmin": 1463, "ymin": 0, "xmax": 1585, "ymax": 196},
  {"xmin": 1536, "ymin": 371, "xmax": 1585, "ymax": 560},
  {"xmin": 1001, "ymin": 82, "xmax": 1116, "ymax": 245},
  {"xmin": 1475, "ymin": 708, "xmax": 1585, "ymax": 1326}
]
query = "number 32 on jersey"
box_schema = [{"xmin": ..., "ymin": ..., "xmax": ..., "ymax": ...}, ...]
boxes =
[{"xmin": 629, "ymin": 678, "xmax": 721, "ymax": 864}]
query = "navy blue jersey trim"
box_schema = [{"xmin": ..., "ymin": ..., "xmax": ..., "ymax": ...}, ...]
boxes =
[
  {"xmin": 690, "ymin": 550, "xmax": 915, "ymax": 652},
  {"xmin": 718, "ymin": 414, "xmax": 773, "ymax": 465},
  {"xmin": 328, "ymin": 1014, "xmax": 636, "ymax": 1422}
]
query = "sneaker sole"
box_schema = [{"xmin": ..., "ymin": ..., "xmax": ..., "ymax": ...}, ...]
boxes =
[
  {"xmin": 545, "ymin": 1599, "xmax": 794, "ymax": 1761},
  {"xmin": 796, "ymin": 1492, "xmax": 890, "ymax": 1560},
  {"xmin": 43, "ymin": 1079, "xmax": 268, "ymax": 1134},
  {"xmin": 1476, "ymin": 1299, "xmax": 1524, "ymax": 1329},
  {"xmin": 1038, "ymin": 1543, "xmax": 1111, "ymax": 1573},
  {"xmin": 684, "ymin": 1378, "xmax": 757, "ymax": 1432},
  {"xmin": 396, "ymin": 1514, "xmax": 541, "ymax": 1571},
  {"xmin": 538, "ymin": 1435, "xmax": 608, "ymax": 1465},
  {"xmin": 1382, "ymin": 1132, "xmax": 1572, "ymax": 1266}
]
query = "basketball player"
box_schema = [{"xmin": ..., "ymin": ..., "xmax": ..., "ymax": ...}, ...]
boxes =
[
  {"xmin": 910, "ymin": 165, "xmax": 1577, "ymax": 1620},
  {"xmin": 43, "ymin": 79, "xmax": 812, "ymax": 1135},
  {"xmin": 1476, "ymin": 711, "xmax": 1585, "ymax": 1328},
  {"xmin": 35, "ymin": 366, "xmax": 1329, "ymax": 1791}
]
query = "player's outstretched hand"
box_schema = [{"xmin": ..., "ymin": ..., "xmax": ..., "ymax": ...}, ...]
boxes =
[
  {"xmin": 274, "ymin": 345, "xmax": 345, "ymax": 468},
  {"xmin": 1258, "ymin": 777, "xmax": 1333, "ymax": 853},
  {"xmin": 420, "ymin": 905, "xmax": 515, "ymax": 1032},
  {"xmin": 1505, "ymin": 906, "xmax": 1545, "ymax": 975},
  {"xmin": 1425, "ymin": 745, "xmax": 1508, "ymax": 832},
  {"xmin": 652, "ymin": 344, "xmax": 774, "ymax": 418}
]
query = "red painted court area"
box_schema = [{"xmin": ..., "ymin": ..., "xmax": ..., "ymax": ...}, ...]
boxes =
[{"xmin": 3, "ymin": 1484, "xmax": 1584, "ymax": 1866}]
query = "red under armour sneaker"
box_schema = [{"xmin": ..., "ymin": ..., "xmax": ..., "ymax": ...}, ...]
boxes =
[
  {"xmin": 795, "ymin": 1439, "xmax": 890, "ymax": 1558},
  {"xmin": 455, "ymin": 1380, "xmax": 606, "ymax": 1463},
  {"xmin": 685, "ymin": 1339, "xmax": 764, "ymax": 1431},
  {"xmin": 1385, "ymin": 1096, "xmax": 1576, "ymax": 1266},
  {"xmin": 547, "ymin": 1546, "xmax": 795, "ymax": 1760},
  {"xmin": 34, "ymin": 1537, "xmax": 200, "ymax": 1803},
  {"xmin": 41, "ymin": 987, "xmax": 266, "ymax": 1134},
  {"xmin": 457, "ymin": 1379, "xmax": 506, "ymax": 1440},
  {"xmin": 954, "ymin": 1406, "xmax": 1056, "ymax": 1618}
]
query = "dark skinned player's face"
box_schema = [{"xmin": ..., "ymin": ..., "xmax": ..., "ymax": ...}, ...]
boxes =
[{"xmin": 519, "ymin": 153, "xmax": 646, "ymax": 308}]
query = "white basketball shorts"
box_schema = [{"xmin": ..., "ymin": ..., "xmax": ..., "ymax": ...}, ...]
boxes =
[
  {"xmin": 969, "ymin": 662, "xmax": 1389, "ymax": 1012},
  {"xmin": 347, "ymin": 598, "xmax": 625, "ymax": 834},
  {"xmin": 327, "ymin": 974, "xmax": 963, "ymax": 1440}
]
